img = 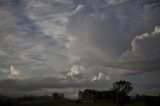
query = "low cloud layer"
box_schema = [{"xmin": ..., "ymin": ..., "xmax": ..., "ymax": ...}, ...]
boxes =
[{"xmin": 0, "ymin": 75, "xmax": 112, "ymax": 97}]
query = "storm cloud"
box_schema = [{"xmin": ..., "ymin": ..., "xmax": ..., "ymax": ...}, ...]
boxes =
[{"xmin": 0, "ymin": 0, "xmax": 160, "ymax": 97}]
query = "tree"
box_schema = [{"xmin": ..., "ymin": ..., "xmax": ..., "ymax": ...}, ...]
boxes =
[
  {"xmin": 52, "ymin": 93, "xmax": 64, "ymax": 101},
  {"xmin": 111, "ymin": 80, "xmax": 133, "ymax": 106},
  {"xmin": 78, "ymin": 91, "xmax": 83, "ymax": 101}
]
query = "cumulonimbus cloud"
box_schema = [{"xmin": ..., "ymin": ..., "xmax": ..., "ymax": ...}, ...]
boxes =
[
  {"xmin": 0, "ymin": 0, "xmax": 160, "ymax": 97},
  {"xmin": 118, "ymin": 26, "xmax": 160, "ymax": 74}
]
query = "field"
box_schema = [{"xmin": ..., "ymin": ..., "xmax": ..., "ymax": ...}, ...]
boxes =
[{"xmin": 10, "ymin": 101, "xmax": 145, "ymax": 106}]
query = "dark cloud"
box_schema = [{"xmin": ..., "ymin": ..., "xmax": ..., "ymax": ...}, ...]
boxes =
[{"xmin": 0, "ymin": 76, "xmax": 112, "ymax": 97}]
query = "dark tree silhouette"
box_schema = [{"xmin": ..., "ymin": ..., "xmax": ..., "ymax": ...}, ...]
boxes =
[
  {"xmin": 111, "ymin": 80, "xmax": 133, "ymax": 106},
  {"xmin": 78, "ymin": 91, "xmax": 83, "ymax": 102},
  {"xmin": 52, "ymin": 93, "xmax": 64, "ymax": 101},
  {"xmin": 78, "ymin": 89, "xmax": 114, "ymax": 102}
]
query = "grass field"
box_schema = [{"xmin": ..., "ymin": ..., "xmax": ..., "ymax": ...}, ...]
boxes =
[{"xmin": 11, "ymin": 101, "xmax": 145, "ymax": 106}]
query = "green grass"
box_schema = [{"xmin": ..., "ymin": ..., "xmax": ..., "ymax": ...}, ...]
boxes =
[{"xmin": 11, "ymin": 101, "xmax": 145, "ymax": 106}]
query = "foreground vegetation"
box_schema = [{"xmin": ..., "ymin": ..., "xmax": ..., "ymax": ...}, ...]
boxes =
[
  {"xmin": 0, "ymin": 80, "xmax": 159, "ymax": 106},
  {"xmin": 11, "ymin": 101, "xmax": 144, "ymax": 106}
]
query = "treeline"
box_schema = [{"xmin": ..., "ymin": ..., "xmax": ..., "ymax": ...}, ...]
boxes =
[
  {"xmin": 0, "ymin": 80, "xmax": 160, "ymax": 106},
  {"xmin": 19, "ymin": 93, "xmax": 65, "ymax": 101},
  {"xmin": 0, "ymin": 93, "xmax": 67, "ymax": 106},
  {"xmin": 78, "ymin": 89, "xmax": 114, "ymax": 102},
  {"xmin": 79, "ymin": 80, "xmax": 133, "ymax": 106},
  {"xmin": 77, "ymin": 89, "xmax": 160, "ymax": 106},
  {"xmin": 77, "ymin": 80, "xmax": 160, "ymax": 106}
]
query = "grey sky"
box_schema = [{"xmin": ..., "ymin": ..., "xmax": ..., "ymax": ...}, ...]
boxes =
[{"xmin": 0, "ymin": 0, "xmax": 160, "ymax": 98}]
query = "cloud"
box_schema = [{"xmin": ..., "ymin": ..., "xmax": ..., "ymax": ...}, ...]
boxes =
[
  {"xmin": 0, "ymin": 0, "xmax": 160, "ymax": 97},
  {"xmin": 8, "ymin": 65, "xmax": 23, "ymax": 79},
  {"xmin": 0, "ymin": 75, "xmax": 112, "ymax": 97},
  {"xmin": 117, "ymin": 26, "xmax": 160, "ymax": 74},
  {"xmin": 0, "ymin": 0, "xmax": 159, "ymax": 78},
  {"xmin": 66, "ymin": 0, "xmax": 160, "ymax": 78},
  {"xmin": 10, "ymin": 66, "xmax": 19, "ymax": 75},
  {"xmin": 0, "ymin": 0, "xmax": 71, "ymax": 77},
  {"xmin": 120, "ymin": 26, "xmax": 160, "ymax": 61},
  {"xmin": 73, "ymin": 5, "xmax": 85, "ymax": 14},
  {"xmin": 67, "ymin": 65, "xmax": 85, "ymax": 78},
  {"xmin": 91, "ymin": 72, "xmax": 111, "ymax": 81},
  {"xmin": 107, "ymin": 0, "xmax": 130, "ymax": 5}
]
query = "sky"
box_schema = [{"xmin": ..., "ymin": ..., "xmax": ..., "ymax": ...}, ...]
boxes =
[{"xmin": 0, "ymin": 0, "xmax": 160, "ymax": 98}]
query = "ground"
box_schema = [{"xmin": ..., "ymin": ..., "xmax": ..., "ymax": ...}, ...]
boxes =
[{"xmin": 10, "ymin": 101, "xmax": 145, "ymax": 106}]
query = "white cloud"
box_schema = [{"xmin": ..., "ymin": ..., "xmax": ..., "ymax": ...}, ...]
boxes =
[
  {"xmin": 73, "ymin": 5, "xmax": 85, "ymax": 14},
  {"xmin": 10, "ymin": 66, "xmax": 19, "ymax": 75},
  {"xmin": 67, "ymin": 65, "xmax": 85, "ymax": 78},
  {"xmin": 8, "ymin": 66, "xmax": 23, "ymax": 79},
  {"xmin": 92, "ymin": 72, "xmax": 111, "ymax": 81},
  {"xmin": 120, "ymin": 26, "xmax": 160, "ymax": 62}
]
